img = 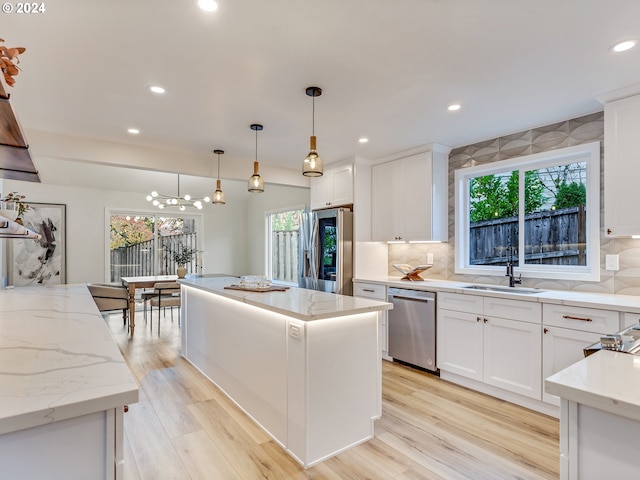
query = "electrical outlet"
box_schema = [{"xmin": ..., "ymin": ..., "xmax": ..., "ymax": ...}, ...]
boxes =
[
  {"xmin": 427, "ymin": 253, "xmax": 434, "ymax": 264},
  {"xmin": 605, "ymin": 254, "xmax": 619, "ymax": 271}
]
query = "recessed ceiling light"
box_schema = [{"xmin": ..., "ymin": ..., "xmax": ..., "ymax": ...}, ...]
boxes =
[
  {"xmin": 148, "ymin": 85, "xmax": 166, "ymax": 94},
  {"xmin": 611, "ymin": 39, "xmax": 637, "ymax": 53},
  {"xmin": 358, "ymin": 137, "xmax": 369, "ymax": 143},
  {"xmin": 447, "ymin": 103, "xmax": 461, "ymax": 111},
  {"xmin": 198, "ymin": 0, "xmax": 218, "ymax": 12},
  {"xmin": 127, "ymin": 128, "xmax": 140, "ymax": 135}
]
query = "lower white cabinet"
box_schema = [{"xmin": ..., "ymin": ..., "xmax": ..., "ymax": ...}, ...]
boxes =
[
  {"xmin": 437, "ymin": 292, "xmax": 542, "ymax": 400},
  {"xmin": 542, "ymin": 326, "xmax": 602, "ymax": 405},
  {"xmin": 437, "ymin": 309, "xmax": 483, "ymax": 380},
  {"xmin": 484, "ymin": 316, "xmax": 542, "ymax": 399},
  {"xmin": 541, "ymin": 304, "xmax": 623, "ymax": 406},
  {"xmin": 353, "ymin": 281, "xmax": 389, "ymax": 357}
]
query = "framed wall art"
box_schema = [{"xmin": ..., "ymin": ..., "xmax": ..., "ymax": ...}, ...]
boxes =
[{"xmin": 8, "ymin": 202, "xmax": 66, "ymax": 286}]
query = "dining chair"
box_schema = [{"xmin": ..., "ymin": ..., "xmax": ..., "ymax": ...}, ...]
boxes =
[
  {"xmin": 149, "ymin": 282, "xmax": 181, "ymax": 334},
  {"xmin": 87, "ymin": 283, "xmax": 129, "ymax": 325}
]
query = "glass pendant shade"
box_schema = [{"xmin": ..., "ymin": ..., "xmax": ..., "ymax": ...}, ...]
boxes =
[
  {"xmin": 302, "ymin": 135, "xmax": 323, "ymax": 177},
  {"xmin": 248, "ymin": 124, "xmax": 265, "ymax": 193},
  {"xmin": 248, "ymin": 161, "xmax": 264, "ymax": 192},
  {"xmin": 212, "ymin": 149, "xmax": 225, "ymax": 205},
  {"xmin": 212, "ymin": 179, "xmax": 225, "ymax": 205}
]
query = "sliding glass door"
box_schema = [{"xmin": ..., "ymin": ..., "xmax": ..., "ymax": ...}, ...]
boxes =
[{"xmin": 109, "ymin": 212, "xmax": 199, "ymax": 282}]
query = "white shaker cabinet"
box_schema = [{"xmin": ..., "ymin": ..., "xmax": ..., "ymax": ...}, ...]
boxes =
[
  {"xmin": 353, "ymin": 281, "xmax": 389, "ymax": 358},
  {"xmin": 371, "ymin": 144, "xmax": 449, "ymax": 242},
  {"xmin": 541, "ymin": 304, "xmax": 622, "ymax": 406},
  {"xmin": 604, "ymin": 93, "xmax": 640, "ymax": 236},
  {"xmin": 310, "ymin": 163, "xmax": 353, "ymax": 210},
  {"xmin": 542, "ymin": 326, "xmax": 602, "ymax": 405},
  {"xmin": 437, "ymin": 292, "xmax": 542, "ymax": 400},
  {"xmin": 437, "ymin": 308, "xmax": 484, "ymax": 380}
]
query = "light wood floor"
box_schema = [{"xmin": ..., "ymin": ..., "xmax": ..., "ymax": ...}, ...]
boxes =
[{"xmin": 107, "ymin": 310, "xmax": 560, "ymax": 479}]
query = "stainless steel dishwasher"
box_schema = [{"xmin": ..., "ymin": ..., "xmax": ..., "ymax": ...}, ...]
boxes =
[{"xmin": 387, "ymin": 287, "xmax": 437, "ymax": 372}]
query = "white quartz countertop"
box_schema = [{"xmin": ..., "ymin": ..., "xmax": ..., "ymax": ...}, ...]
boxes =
[
  {"xmin": 180, "ymin": 276, "xmax": 392, "ymax": 321},
  {"xmin": 354, "ymin": 276, "xmax": 640, "ymax": 313},
  {"xmin": 545, "ymin": 350, "xmax": 640, "ymax": 422},
  {"xmin": 0, "ymin": 285, "xmax": 138, "ymax": 435}
]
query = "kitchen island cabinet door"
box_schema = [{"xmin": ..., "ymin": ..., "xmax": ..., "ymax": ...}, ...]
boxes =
[
  {"xmin": 437, "ymin": 309, "xmax": 483, "ymax": 381},
  {"xmin": 0, "ymin": 407, "xmax": 124, "ymax": 480},
  {"xmin": 483, "ymin": 316, "xmax": 542, "ymax": 400}
]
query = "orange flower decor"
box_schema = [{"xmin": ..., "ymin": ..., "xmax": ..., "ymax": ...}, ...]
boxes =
[{"xmin": 0, "ymin": 38, "xmax": 26, "ymax": 87}]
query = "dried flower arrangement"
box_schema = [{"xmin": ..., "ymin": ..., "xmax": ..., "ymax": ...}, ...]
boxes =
[
  {"xmin": 1, "ymin": 191, "xmax": 30, "ymax": 218},
  {"xmin": 0, "ymin": 38, "xmax": 26, "ymax": 87}
]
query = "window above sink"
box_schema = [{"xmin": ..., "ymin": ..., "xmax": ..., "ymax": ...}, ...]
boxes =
[{"xmin": 454, "ymin": 142, "xmax": 601, "ymax": 282}]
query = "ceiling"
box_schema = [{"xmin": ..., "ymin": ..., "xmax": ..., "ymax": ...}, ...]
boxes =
[{"xmin": 3, "ymin": 0, "xmax": 640, "ymax": 178}]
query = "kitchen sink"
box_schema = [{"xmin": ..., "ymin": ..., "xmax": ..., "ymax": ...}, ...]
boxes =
[{"xmin": 462, "ymin": 285, "xmax": 545, "ymax": 295}]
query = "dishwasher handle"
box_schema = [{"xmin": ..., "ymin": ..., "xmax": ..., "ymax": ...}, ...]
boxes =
[{"xmin": 389, "ymin": 294, "xmax": 433, "ymax": 303}]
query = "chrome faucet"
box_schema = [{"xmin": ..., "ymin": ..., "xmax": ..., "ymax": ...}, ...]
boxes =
[{"xmin": 505, "ymin": 246, "xmax": 522, "ymax": 288}]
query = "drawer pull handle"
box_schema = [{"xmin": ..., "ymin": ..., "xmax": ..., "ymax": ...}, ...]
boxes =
[
  {"xmin": 363, "ymin": 288, "xmax": 375, "ymax": 293},
  {"xmin": 562, "ymin": 314, "xmax": 592, "ymax": 322}
]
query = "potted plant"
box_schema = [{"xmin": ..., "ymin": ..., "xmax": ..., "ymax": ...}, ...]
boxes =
[
  {"xmin": 172, "ymin": 244, "xmax": 197, "ymax": 278},
  {"xmin": 1, "ymin": 191, "xmax": 30, "ymax": 224}
]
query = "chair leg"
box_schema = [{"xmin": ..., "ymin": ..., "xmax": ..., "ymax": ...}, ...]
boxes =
[{"xmin": 122, "ymin": 309, "xmax": 127, "ymax": 325}]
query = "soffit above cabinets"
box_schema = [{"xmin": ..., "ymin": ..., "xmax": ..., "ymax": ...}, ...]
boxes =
[{"xmin": 0, "ymin": 78, "xmax": 40, "ymax": 183}]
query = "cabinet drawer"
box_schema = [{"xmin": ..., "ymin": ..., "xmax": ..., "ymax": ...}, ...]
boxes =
[
  {"xmin": 622, "ymin": 312, "xmax": 640, "ymax": 329},
  {"xmin": 438, "ymin": 292, "xmax": 483, "ymax": 314},
  {"xmin": 483, "ymin": 297, "xmax": 541, "ymax": 324},
  {"xmin": 353, "ymin": 282, "xmax": 387, "ymax": 300},
  {"xmin": 543, "ymin": 304, "xmax": 620, "ymax": 334}
]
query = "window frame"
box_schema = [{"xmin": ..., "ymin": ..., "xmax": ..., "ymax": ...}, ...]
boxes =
[
  {"xmin": 454, "ymin": 141, "xmax": 601, "ymax": 282},
  {"xmin": 265, "ymin": 204, "xmax": 305, "ymax": 286}
]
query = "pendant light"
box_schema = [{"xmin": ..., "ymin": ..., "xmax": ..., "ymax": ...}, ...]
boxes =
[
  {"xmin": 248, "ymin": 124, "xmax": 265, "ymax": 193},
  {"xmin": 302, "ymin": 86, "xmax": 324, "ymax": 177},
  {"xmin": 212, "ymin": 149, "xmax": 225, "ymax": 205}
]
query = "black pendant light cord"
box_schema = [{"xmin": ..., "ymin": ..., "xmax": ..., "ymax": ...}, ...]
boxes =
[
  {"xmin": 312, "ymin": 95, "xmax": 315, "ymax": 136},
  {"xmin": 255, "ymin": 128, "xmax": 258, "ymax": 161},
  {"xmin": 217, "ymin": 152, "xmax": 220, "ymax": 179}
]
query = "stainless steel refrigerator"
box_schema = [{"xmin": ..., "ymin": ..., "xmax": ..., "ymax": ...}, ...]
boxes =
[{"xmin": 299, "ymin": 207, "xmax": 353, "ymax": 295}]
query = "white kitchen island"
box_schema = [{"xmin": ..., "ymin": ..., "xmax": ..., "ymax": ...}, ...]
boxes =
[
  {"xmin": 546, "ymin": 350, "xmax": 640, "ymax": 479},
  {"xmin": 179, "ymin": 276, "xmax": 392, "ymax": 468},
  {"xmin": 0, "ymin": 285, "xmax": 138, "ymax": 480}
]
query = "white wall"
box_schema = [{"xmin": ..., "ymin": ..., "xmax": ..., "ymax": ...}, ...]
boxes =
[
  {"xmin": 0, "ymin": 178, "xmax": 260, "ymax": 284},
  {"xmin": 0, "ymin": 178, "xmax": 309, "ymax": 284}
]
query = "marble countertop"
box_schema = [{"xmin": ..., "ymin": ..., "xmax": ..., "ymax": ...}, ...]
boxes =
[
  {"xmin": 354, "ymin": 276, "xmax": 640, "ymax": 313},
  {"xmin": 545, "ymin": 350, "xmax": 640, "ymax": 422},
  {"xmin": 180, "ymin": 276, "xmax": 392, "ymax": 321},
  {"xmin": 0, "ymin": 285, "xmax": 138, "ymax": 436}
]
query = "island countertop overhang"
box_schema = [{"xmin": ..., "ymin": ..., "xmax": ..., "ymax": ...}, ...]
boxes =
[
  {"xmin": 179, "ymin": 276, "xmax": 392, "ymax": 321},
  {"xmin": 0, "ymin": 284, "xmax": 139, "ymax": 436}
]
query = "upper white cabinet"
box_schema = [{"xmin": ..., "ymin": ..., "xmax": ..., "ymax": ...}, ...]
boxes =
[
  {"xmin": 310, "ymin": 163, "xmax": 353, "ymax": 210},
  {"xmin": 371, "ymin": 144, "xmax": 450, "ymax": 242},
  {"xmin": 604, "ymin": 94, "xmax": 640, "ymax": 236}
]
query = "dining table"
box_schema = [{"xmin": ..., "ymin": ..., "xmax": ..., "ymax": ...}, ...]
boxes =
[{"xmin": 121, "ymin": 275, "xmax": 178, "ymax": 334}]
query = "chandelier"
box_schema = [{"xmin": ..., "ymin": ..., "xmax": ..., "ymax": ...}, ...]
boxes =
[{"xmin": 146, "ymin": 174, "xmax": 210, "ymax": 210}]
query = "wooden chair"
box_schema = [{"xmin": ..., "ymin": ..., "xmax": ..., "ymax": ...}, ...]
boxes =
[
  {"xmin": 149, "ymin": 282, "xmax": 181, "ymax": 334},
  {"xmin": 87, "ymin": 283, "xmax": 129, "ymax": 325}
]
